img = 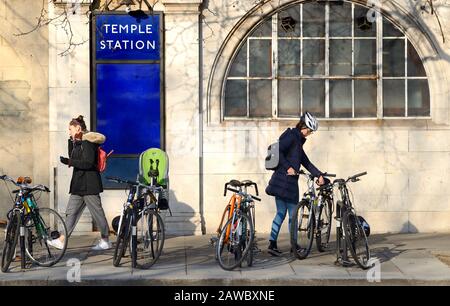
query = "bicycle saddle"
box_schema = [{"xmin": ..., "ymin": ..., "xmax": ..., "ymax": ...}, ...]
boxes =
[
  {"xmin": 241, "ymin": 180, "xmax": 256, "ymax": 186},
  {"xmin": 228, "ymin": 180, "xmax": 256, "ymax": 187},
  {"xmin": 228, "ymin": 180, "xmax": 243, "ymax": 187}
]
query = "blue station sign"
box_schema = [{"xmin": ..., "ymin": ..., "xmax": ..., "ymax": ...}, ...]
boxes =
[{"xmin": 95, "ymin": 14, "xmax": 160, "ymax": 61}]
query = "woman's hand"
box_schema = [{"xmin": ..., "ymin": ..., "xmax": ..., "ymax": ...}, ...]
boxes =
[
  {"xmin": 60, "ymin": 156, "xmax": 69, "ymax": 165},
  {"xmin": 287, "ymin": 167, "xmax": 296, "ymax": 176},
  {"xmin": 317, "ymin": 176, "xmax": 325, "ymax": 185}
]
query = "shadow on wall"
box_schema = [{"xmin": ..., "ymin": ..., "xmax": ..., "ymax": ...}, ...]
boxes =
[
  {"xmin": 401, "ymin": 221, "xmax": 419, "ymax": 233},
  {"xmin": 161, "ymin": 189, "xmax": 199, "ymax": 237}
]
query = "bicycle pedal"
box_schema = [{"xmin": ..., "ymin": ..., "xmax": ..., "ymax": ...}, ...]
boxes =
[
  {"xmin": 210, "ymin": 237, "xmax": 218, "ymax": 246},
  {"xmin": 334, "ymin": 259, "xmax": 353, "ymax": 267}
]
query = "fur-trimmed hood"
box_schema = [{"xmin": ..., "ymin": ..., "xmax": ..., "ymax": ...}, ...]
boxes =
[{"xmin": 82, "ymin": 132, "xmax": 106, "ymax": 144}]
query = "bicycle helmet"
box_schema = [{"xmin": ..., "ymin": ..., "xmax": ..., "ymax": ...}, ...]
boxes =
[
  {"xmin": 358, "ymin": 216, "xmax": 370, "ymax": 237},
  {"xmin": 301, "ymin": 112, "xmax": 319, "ymax": 131},
  {"xmin": 112, "ymin": 215, "xmax": 120, "ymax": 233}
]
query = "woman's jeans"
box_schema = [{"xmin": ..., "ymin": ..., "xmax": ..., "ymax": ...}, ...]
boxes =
[{"xmin": 269, "ymin": 197, "xmax": 297, "ymax": 242}]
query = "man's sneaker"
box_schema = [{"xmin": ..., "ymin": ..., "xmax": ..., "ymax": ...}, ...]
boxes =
[
  {"xmin": 268, "ymin": 241, "xmax": 282, "ymax": 257},
  {"xmin": 92, "ymin": 239, "xmax": 112, "ymax": 251},
  {"xmin": 47, "ymin": 238, "xmax": 64, "ymax": 250}
]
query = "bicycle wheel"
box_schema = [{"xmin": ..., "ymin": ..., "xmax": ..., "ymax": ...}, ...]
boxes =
[
  {"xmin": 290, "ymin": 200, "xmax": 315, "ymax": 260},
  {"xmin": 1, "ymin": 210, "xmax": 20, "ymax": 272},
  {"xmin": 214, "ymin": 205, "xmax": 231, "ymax": 261},
  {"xmin": 24, "ymin": 207, "xmax": 68, "ymax": 267},
  {"xmin": 217, "ymin": 213, "xmax": 253, "ymax": 271},
  {"xmin": 316, "ymin": 197, "xmax": 333, "ymax": 252},
  {"xmin": 113, "ymin": 210, "xmax": 132, "ymax": 267},
  {"xmin": 135, "ymin": 209, "xmax": 165, "ymax": 269},
  {"xmin": 242, "ymin": 211, "xmax": 255, "ymax": 268},
  {"xmin": 343, "ymin": 210, "xmax": 371, "ymax": 269}
]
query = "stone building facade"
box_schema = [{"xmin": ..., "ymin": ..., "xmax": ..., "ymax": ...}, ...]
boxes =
[{"xmin": 1, "ymin": 0, "xmax": 450, "ymax": 235}]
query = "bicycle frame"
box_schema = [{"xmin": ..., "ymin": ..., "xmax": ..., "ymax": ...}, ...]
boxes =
[
  {"xmin": 331, "ymin": 172, "xmax": 367, "ymax": 266},
  {"xmin": 8, "ymin": 186, "xmax": 49, "ymax": 268},
  {"xmin": 215, "ymin": 180, "xmax": 261, "ymax": 270},
  {"xmin": 298, "ymin": 172, "xmax": 318, "ymax": 239},
  {"xmin": 109, "ymin": 176, "xmax": 164, "ymax": 268},
  {"xmin": 224, "ymin": 194, "xmax": 241, "ymax": 244}
]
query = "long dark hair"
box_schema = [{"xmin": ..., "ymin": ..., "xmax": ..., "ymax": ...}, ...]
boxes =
[{"xmin": 69, "ymin": 115, "xmax": 87, "ymax": 132}]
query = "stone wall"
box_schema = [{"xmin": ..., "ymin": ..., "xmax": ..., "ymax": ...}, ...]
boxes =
[
  {"xmin": 0, "ymin": 0, "xmax": 49, "ymax": 219},
  {"xmin": 43, "ymin": 0, "xmax": 450, "ymax": 236},
  {"xmin": 201, "ymin": 0, "xmax": 450, "ymax": 234}
]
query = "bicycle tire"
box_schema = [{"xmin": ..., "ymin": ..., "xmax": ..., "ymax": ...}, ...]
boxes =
[
  {"xmin": 214, "ymin": 205, "xmax": 231, "ymax": 261},
  {"xmin": 290, "ymin": 200, "xmax": 315, "ymax": 260},
  {"xmin": 135, "ymin": 210, "xmax": 165, "ymax": 269},
  {"xmin": 113, "ymin": 210, "xmax": 132, "ymax": 267},
  {"xmin": 24, "ymin": 208, "xmax": 68, "ymax": 267},
  {"xmin": 242, "ymin": 210, "xmax": 255, "ymax": 268},
  {"xmin": 316, "ymin": 197, "xmax": 333, "ymax": 252},
  {"xmin": 343, "ymin": 209, "xmax": 371, "ymax": 270},
  {"xmin": 1, "ymin": 211, "xmax": 20, "ymax": 272},
  {"xmin": 217, "ymin": 213, "xmax": 253, "ymax": 271}
]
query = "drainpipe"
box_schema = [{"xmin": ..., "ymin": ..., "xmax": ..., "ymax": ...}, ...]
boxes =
[{"xmin": 199, "ymin": 1, "xmax": 206, "ymax": 235}]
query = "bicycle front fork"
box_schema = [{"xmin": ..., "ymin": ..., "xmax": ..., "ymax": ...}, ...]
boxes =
[
  {"xmin": 131, "ymin": 208, "xmax": 138, "ymax": 268},
  {"xmin": 335, "ymin": 205, "xmax": 350, "ymax": 266},
  {"xmin": 19, "ymin": 225, "xmax": 26, "ymax": 269}
]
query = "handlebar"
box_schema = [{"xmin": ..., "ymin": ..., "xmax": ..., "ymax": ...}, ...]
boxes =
[
  {"xmin": 248, "ymin": 182, "xmax": 259, "ymax": 196},
  {"xmin": 226, "ymin": 187, "xmax": 261, "ymax": 202},
  {"xmin": 224, "ymin": 182, "xmax": 231, "ymax": 196},
  {"xmin": 348, "ymin": 171, "xmax": 367, "ymax": 182},
  {"xmin": 289, "ymin": 170, "xmax": 336, "ymax": 178},
  {"xmin": 0, "ymin": 175, "xmax": 50, "ymax": 192},
  {"xmin": 106, "ymin": 176, "xmax": 163, "ymax": 192},
  {"xmin": 106, "ymin": 176, "xmax": 139, "ymax": 186},
  {"xmin": 315, "ymin": 171, "xmax": 367, "ymax": 191},
  {"xmin": 223, "ymin": 180, "xmax": 259, "ymax": 197}
]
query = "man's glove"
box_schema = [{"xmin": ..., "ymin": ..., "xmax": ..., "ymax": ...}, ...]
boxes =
[{"xmin": 60, "ymin": 156, "xmax": 70, "ymax": 166}]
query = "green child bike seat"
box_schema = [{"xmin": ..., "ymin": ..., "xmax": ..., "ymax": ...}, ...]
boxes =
[{"xmin": 139, "ymin": 148, "xmax": 169, "ymax": 187}]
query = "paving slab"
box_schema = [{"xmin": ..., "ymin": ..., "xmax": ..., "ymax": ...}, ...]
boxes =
[{"xmin": 1, "ymin": 233, "xmax": 450, "ymax": 285}]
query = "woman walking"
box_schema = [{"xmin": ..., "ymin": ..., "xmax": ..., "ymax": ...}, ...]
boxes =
[
  {"xmin": 48, "ymin": 115, "xmax": 111, "ymax": 250},
  {"xmin": 265, "ymin": 112, "xmax": 325, "ymax": 256}
]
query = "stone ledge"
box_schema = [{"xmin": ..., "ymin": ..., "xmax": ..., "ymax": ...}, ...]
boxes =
[{"xmin": 162, "ymin": 0, "xmax": 203, "ymax": 14}]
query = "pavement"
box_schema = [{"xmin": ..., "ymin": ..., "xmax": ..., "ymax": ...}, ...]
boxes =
[{"xmin": 0, "ymin": 233, "xmax": 450, "ymax": 285}]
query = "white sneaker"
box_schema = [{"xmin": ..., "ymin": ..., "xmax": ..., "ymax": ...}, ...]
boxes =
[
  {"xmin": 92, "ymin": 239, "xmax": 112, "ymax": 251},
  {"xmin": 47, "ymin": 238, "xmax": 64, "ymax": 250}
]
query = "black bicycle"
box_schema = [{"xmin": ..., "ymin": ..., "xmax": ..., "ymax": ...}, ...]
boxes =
[
  {"xmin": 108, "ymin": 176, "xmax": 165, "ymax": 269},
  {"xmin": 0, "ymin": 175, "xmax": 68, "ymax": 272},
  {"xmin": 290, "ymin": 170, "xmax": 336, "ymax": 260},
  {"xmin": 318, "ymin": 172, "xmax": 371, "ymax": 269}
]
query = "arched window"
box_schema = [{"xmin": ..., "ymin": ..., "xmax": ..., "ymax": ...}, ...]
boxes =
[{"xmin": 223, "ymin": 1, "xmax": 430, "ymax": 119}]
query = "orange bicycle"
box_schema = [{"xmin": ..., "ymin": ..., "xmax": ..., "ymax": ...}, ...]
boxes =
[{"xmin": 212, "ymin": 180, "xmax": 260, "ymax": 270}]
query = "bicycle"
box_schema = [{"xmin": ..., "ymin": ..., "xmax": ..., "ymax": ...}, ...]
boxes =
[
  {"xmin": 290, "ymin": 170, "xmax": 336, "ymax": 260},
  {"xmin": 0, "ymin": 175, "xmax": 68, "ymax": 272},
  {"xmin": 319, "ymin": 171, "xmax": 372, "ymax": 270},
  {"xmin": 215, "ymin": 180, "xmax": 261, "ymax": 271},
  {"xmin": 107, "ymin": 176, "xmax": 165, "ymax": 269}
]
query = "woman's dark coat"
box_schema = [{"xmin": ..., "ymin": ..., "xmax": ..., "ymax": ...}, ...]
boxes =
[
  {"xmin": 68, "ymin": 132, "xmax": 105, "ymax": 196},
  {"xmin": 265, "ymin": 128, "xmax": 322, "ymax": 203}
]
